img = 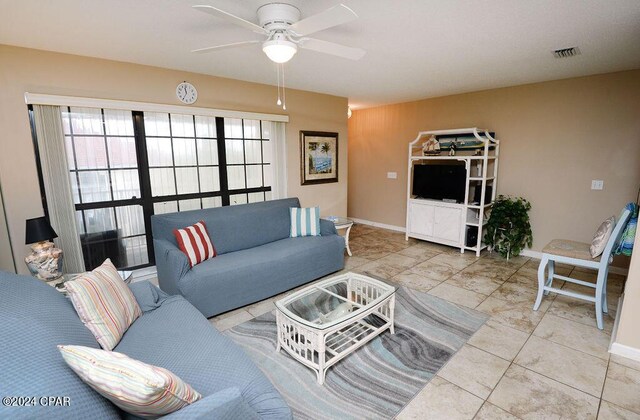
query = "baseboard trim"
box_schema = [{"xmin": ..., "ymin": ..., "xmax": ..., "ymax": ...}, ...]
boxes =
[
  {"xmin": 610, "ymin": 343, "xmax": 640, "ymax": 363},
  {"xmin": 348, "ymin": 220, "xmax": 629, "ymax": 275},
  {"xmin": 349, "ymin": 217, "xmax": 406, "ymax": 233},
  {"xmin": 520, "ymin": 249, "xmax": 542, "ymax": 259}
]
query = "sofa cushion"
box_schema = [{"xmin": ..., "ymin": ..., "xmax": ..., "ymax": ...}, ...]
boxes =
[
  {"xmin": 174, "ymin": 220, "xmax": 217, "ymax": 267},
  {"xmin": 0, "ymin": 271, "xmax": 120, "ymax": 420},
  {"xmin": 114, "ymin": 292, "xmax": 292, "ymax": 419},
  {"xmin": 182, "ymin": 235, "xmax": 345, "ymax": 317},
  {"xmin": 59, "ymin": 345, "xmax": 201, "ymax": 418},
  {"xmin": 289, "ymin": 207, "xmax": 320, "ymax": 237},
  {"xmin": 66, "ymin": 259, "xmax": 142, "ymax": 350},
  {"xmin": 152, "ymin": 197, "xmax": 301, "ymax": 254}
]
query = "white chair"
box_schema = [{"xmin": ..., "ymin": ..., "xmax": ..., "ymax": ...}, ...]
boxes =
[{"xmin": 533, "ymin": 208, "xmax": 632, "ymax": 330}]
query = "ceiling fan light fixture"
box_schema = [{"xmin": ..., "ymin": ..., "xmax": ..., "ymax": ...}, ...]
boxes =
[{"xmin": 262, "ymin": 38, "xmax": 297, "ymax": 63}]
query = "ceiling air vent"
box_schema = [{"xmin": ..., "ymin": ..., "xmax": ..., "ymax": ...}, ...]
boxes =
[{"xmin": 553, "ymin": 47, "xmax": 581, "ymax": 58}]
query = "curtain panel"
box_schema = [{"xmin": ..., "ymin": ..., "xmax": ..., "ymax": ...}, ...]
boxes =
[{"xmin": 33, "ymin": 105, "xmax": 85, "ymax": 273}]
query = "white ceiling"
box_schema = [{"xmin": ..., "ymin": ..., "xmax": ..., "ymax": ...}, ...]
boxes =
[{"xmin": 2, "ymin": 0, "xmax": 639, "ymax": 108}]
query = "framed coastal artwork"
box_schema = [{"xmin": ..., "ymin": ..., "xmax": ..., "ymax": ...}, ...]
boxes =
[{"xmin": 300, "ymin": 131, "xmax": 339, "ymax": 185}]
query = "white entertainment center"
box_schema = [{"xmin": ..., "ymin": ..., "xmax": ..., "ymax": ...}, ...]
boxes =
[{"xmin": 405, "ymin": 128, "xmax": 500, "ymax": 256}]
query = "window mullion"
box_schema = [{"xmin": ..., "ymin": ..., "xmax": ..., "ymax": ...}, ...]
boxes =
[
  {"xmin": 215, "ymin": 117, "xmax": 230, "ymax": 206},
  {"xmin": 132, "ymin": 111, "xmax": 155, "ymax": 265}
]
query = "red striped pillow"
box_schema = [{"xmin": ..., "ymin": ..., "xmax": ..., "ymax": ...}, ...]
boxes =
[{"xmin": 173, "ymin": 221, "xmax": 216, "ymax": 267}]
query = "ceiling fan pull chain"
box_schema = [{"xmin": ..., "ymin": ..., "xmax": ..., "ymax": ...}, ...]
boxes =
[
  {"xmin": 276, "ymin": 63, "xmax": 282, "ymax": 106},
  {"xmin": 281, "ymin": 63, "xmax": 287, "ymax": 110}
]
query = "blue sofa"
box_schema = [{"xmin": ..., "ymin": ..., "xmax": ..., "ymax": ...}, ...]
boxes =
[
  {"xmin": 0, "ymin": 271, "xmax": 291, "ymax": 419},
  {"xmin": 152, "ymin": 198, "xmax": 345, "ymax": 318}
]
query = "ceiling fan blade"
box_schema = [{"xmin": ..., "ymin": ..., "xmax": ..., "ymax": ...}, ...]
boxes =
[
  {"xmin": 193, "ymin": 5, "xmax": 267, "ymax": 34},
  {"xmin": 299, "ymin": 38, "xmax": 365, "ymax": 60},
  {"xmin": 191, "ymin": 40, "xmax": 260, "ymax": 54},
  {"xmin": 289, "ymin": 4, "xmax": 358, "ymax": 36}
]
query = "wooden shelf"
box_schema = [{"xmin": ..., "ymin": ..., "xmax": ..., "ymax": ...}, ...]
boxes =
[
  {"xmin": 465, "ymin": 244, "xmax": 488, "ymax": 252},
  {"xmin": 467, "ymin": 203, "xmax": 493, "ymax": 209},
  {"xmin": 410, "ymin": 155, "xmax": 497, "ymax": 161}
]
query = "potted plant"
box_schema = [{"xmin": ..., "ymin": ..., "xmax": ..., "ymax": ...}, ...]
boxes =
[{"xmin": 484, "ymin": 195, "xmax": 533, "ymax": 260}]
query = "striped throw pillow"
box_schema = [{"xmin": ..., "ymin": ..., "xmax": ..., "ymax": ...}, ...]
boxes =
[
  {"xmin": 173, "ymin": 221, "xmax": 216, "ymax": 267},
  {"xmin": 58, "ymin": 345, "xmax": 201, "ymax": 418},
  {"xmin": 290, "ymin": 207, "xmax": 321, "ymax": 237},
  {"xmin": 66, "ymin": 259, "xmax": 141, "ymax": 351}
]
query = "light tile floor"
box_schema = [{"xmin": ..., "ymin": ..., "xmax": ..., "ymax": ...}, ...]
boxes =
[{"xmin": 206, "ymin": 224, "xmax": 640, "ymax": 420}]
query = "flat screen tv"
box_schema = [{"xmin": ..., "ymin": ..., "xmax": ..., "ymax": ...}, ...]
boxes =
[{"xmin": 412, "ymin": 164, "xmax": 466, "ymax": 203}]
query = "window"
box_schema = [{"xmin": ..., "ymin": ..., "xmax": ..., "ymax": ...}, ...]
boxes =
[
  {"xmin": 53, "ymin": 107, "xmax": 276, "ymax": 270},
  {"xmin": 63, "ymin": 107, "xmax": 148, "ymax": 269}
]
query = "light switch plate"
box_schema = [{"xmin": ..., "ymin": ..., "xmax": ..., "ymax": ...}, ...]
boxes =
[
  {"xmin": 387, "ymin": 172, "xmax": 397, "ymax": 179},
  {"xmin": 591, "ymin": 180, "xmax": 604, "ymax": 190}
]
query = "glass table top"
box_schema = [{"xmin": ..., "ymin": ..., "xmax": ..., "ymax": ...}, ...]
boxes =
[
  {"xmin": 324, "ymin": 216, "xmax": 353, "ymax": 226},
  {"xmin": 276, "ymin": 274, "xmax": 395, "ymax": 330}
]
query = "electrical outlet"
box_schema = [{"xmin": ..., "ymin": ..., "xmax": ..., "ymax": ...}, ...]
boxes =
[
  {"xmin": 591, "ymin": 180, "xmax": 604, "ymax": 190},
  {"xmin": 387, "ymin": 172, "xmax": 397, "ymax": 179}
]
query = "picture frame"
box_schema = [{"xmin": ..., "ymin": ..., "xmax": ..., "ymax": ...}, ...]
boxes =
[{"xmin": 300, "ymin": 131, "xmax": 339, "ymax": 185}]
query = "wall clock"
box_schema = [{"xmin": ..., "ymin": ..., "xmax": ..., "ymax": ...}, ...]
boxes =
[{"xmin": 176, "ymin": 81, "xmax": 198, "ymax": 104}]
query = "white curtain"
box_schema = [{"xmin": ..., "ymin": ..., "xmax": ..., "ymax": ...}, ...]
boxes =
[
  {"xmin": 270, "ymin": 121, "xmax": 288, "ymax": 199},
  {"xmin": 33, "ymin": 105, "xmax": 85, "ymax": 273}
]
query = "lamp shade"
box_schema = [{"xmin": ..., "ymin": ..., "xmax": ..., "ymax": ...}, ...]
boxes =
[
  {"xmin": 25, "ymin": 217, "xmax": 58, "ymax": 244},
  {"xmin": 262, "ymin": 38, "xmax": 297, "ymax": 64}
]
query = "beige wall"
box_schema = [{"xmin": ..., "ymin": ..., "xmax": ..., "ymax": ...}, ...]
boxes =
[
  {"xmin": 616, "ymin": 228, "xmax": 640, "ymax": 350},
  {"xmin": 0, "ymin": 182, "xmax": 15, "ymax": 272},
  {"xmin": 0, "ymin": 45, "xmax": 347, "ymax": 274},
  {"xmin": 348, "ymin": 70, "xmax": 640, "ymax": 256}
]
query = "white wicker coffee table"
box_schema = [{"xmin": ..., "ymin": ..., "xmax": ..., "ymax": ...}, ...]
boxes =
[{"xmin": 275, "ymin": 272, "xmax": 396, "ymax": 385}]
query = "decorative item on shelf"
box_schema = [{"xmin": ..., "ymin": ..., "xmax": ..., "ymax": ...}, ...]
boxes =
[
  {"xmin": 448, "ymin": 141, "xmax": 457, "ymax": 156},
  {"xmin": 300, "ymin": 131, "xmax": 338, "ymax": 185},
  {"xmin": 422, "ymin": 135, "xmax": 441, "ymax": 155},
  {"xmin": 24, "ymin": 217, "xmax": 63, "ymax": 281},
  {"xmin": 438, "ymin": 135, "xmax": 489, "ymax": 151},
  {"xmin": 484, "ymin": 195, "xmax": 533, "ymax": 260}
]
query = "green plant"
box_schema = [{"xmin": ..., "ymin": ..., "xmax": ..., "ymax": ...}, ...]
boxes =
[{"xmin": 484, "ymin": 195, "xmax": 533, "ymax": 260}]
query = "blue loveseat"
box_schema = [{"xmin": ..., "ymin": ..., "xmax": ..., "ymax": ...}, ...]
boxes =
[
  {"xmin": 0, "ymin": 272, "xmax": 291, "ymax": 419},
  {"xmin": 152, "ymin": 198, "xmax": 345, "ymax": 318}
]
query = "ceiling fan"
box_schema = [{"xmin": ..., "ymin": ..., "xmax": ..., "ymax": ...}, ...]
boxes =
[{"xmin": 191, "ymin": 3, "xmax": 366, "ymax": 63}]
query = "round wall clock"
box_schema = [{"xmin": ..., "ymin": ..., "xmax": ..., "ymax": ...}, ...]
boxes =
[{"xmin": 176, "ymin": 82, "xmax": 198, "ymax": 104}]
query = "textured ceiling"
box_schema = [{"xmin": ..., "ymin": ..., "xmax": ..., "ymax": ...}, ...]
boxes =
[{"xmin": 2, "ymin": 0, "xmax": 639, "ymax": 108}]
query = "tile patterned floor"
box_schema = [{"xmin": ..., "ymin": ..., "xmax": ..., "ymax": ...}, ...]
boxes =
[{"xmin": 207, "ymin": 224, "xmax": 640, "ymax": 420}]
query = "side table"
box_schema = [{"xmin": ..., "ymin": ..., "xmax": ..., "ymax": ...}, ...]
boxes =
[{"xmin": 324, "ymin": 216, "xmax": 354, "ymax": 256}]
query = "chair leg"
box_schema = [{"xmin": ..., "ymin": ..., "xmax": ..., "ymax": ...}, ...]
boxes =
[
  {"xmin": 595, "ymin": 269, "xmax": 606, "ymax": 330},
  {"xmin": 601, "ymin": 268, "xmax": 609, "ymax": 314},
  {"xmin": 544, "ymin": 260, "xmax": 555, "ymax": 296},
  {"xmin": 534, "ymin": 255, "xmax": 548, "ymax": 311}
]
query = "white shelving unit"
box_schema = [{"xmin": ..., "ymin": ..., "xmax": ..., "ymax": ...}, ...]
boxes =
[{"xmin": 405, "ymin": 128, "xmax": 500, "ymax": 256}]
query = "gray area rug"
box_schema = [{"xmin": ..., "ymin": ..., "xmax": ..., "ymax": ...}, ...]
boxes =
[{"xmin": 225, "ymin": 286, "xmax": 488, "ymax": 420}]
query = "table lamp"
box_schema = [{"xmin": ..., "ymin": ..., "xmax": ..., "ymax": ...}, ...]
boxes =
[{"xmin": 25, "ymin": 217, "xmax": 63, "ymax": 280}]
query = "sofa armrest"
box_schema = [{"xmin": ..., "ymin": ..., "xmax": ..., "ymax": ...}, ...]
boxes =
[
  {"xmin": 128, "ymin": 281, "xmax": 169, "ymax": 312},
  {"xmin": 320, "ymin": 218, "xmax": 338, "ymax": 236},
  {"xmin": 161, "ymin": 387, "xmax": 260, "ymax": 420},
  {"xmin": 154, "ymin": 239, "xmax": 191, "ymax": 296}
]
